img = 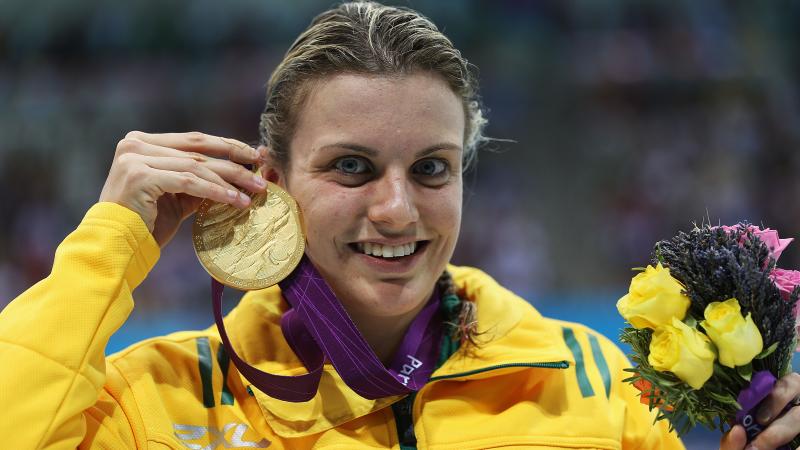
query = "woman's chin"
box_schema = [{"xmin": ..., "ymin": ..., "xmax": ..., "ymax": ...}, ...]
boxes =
[{"xmin": 338, "ymin": 277, "xmax": 431, "ymax": 319}]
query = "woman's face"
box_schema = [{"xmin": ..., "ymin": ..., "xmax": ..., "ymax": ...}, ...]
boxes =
[{"xmin": 269, "ymin": 72, "xmax": 464, "ymax": 320}]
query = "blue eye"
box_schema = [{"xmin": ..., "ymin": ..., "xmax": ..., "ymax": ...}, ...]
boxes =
[
  {"xmin": 412, "ymin": 159, "xmax": 447, "ymax": 176},
  {"xmin": 334, "ymin": 157, "xmax": 370, "ymax": 174}
]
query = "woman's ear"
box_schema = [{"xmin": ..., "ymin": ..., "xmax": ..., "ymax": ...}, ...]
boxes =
[{"xmin": 257, "ymin": 145, "xmax": 284, "ymax": 186}]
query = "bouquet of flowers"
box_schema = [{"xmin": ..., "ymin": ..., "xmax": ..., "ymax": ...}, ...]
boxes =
[{"xmin": 617, "ymin": 224, "xmax": 800, "ymax": 444}]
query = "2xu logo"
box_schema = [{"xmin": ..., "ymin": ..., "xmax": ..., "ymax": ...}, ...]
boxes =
[
  {"xmin": 397, "ymin": 355, "xmax": 423, "ymax": 386},
  {"xmin": 174, "ymin": 423, "xmax": 270, "ymax": 450}
]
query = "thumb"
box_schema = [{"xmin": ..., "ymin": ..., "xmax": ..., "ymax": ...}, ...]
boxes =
[{"xmin": 720, "ymin": 424, "xmax": 747, "ymax": 450}]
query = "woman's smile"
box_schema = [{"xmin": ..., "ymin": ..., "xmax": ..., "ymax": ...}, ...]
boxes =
[{"xmin": 348, "ymin": 240, "xmax": 431, "ymax": 275}]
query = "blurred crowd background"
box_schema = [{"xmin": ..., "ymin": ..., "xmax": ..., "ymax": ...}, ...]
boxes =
[{"xmin": 1, "ymin": 1, "xmax": 799, "ymax": 444}]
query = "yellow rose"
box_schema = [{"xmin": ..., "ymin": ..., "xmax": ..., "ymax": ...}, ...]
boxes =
[
  {"xmin": 617, "ymin": 263, "xmax": 691, "ymax": 329},
  {"xmin": 701, "ymin": 298, "xmax": 763, "ymax": 368},
  {"xmin": 648, "ymin": 317, "xmax": 715, "ymax": 389}
]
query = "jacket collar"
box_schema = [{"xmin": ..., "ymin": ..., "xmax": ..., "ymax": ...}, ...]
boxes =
[
  {"xmin": 219, "ymin": 265, "xmax": 573, "ymax": 438},
  {"xmin": 432, "ymin": 266, "xmax": 574, "ymax": 378}
]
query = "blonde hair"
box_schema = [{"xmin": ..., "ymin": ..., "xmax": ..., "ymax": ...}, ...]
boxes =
[{"xmin": 259, "ymin": 1, "xmax": 487, "ymax": 171}]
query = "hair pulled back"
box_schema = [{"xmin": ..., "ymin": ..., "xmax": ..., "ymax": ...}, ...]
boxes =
[{"xmin": 259, "ymin": 1, "xmax": 487, "ymax": 171}]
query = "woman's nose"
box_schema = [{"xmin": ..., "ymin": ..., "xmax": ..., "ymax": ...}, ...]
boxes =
[{"xmin": 367, "ymin": 172, "xmax": 419, "ymax": 229}]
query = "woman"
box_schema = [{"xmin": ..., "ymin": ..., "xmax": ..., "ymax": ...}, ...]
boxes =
[{"xmin": 0, "ymin": 2, "xmax": 796, "ymax": 449}]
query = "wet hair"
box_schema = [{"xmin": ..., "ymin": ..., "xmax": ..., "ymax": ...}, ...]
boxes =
[
  {"xmin": 438, "ymin": 270, "xmax": 482, "ymax": 351},
  {"xmin": 259, "ymin": 0, "xmax": 487, "ymax": 172}
]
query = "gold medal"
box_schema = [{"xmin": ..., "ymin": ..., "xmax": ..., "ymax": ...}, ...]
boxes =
[{"xmin": 192, "ymin": 181, "xmax": 305, "ymax": 290}]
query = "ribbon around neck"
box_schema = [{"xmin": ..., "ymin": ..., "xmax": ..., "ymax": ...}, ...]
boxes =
[{"xmin": 212, "ymin": 255, "xmax": 444, "ymax": 402}]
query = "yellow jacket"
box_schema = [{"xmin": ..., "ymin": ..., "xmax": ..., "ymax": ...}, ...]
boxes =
[{"xmin": 0, "ymin": 203, "xmax": 684, "ymax": 449}]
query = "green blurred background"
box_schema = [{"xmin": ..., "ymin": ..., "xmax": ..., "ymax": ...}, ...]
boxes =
[{"xmin": 2, "ymin": 1, "xmax": 799, "ymax": 446}]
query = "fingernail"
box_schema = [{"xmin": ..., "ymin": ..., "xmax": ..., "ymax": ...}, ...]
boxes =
[
  {"xmin": 239, "ymin": 192, "xmax": 251, "ymax": 204},
  {"xmin": 252, "ymin": 175, "xmax": 266, "ymax": 188},
  {"xmin": 756, "ymin": 409, "xmax": 771, "ymax": 424},
  {"xmin": 745, "ymin": 445, "xmax": 758, "ymax": 450},
  {"xmin": 251, "ymin": 148, "xmax": 260, "ymax": 159},
  {"xmin": 227, "ymin": 189, "xmax": 238, "ymax": 199}
]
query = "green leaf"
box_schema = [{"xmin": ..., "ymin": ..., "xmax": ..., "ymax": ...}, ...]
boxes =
[
  {"xmin": 737, "ymin": 363, "xmax": 753, "ymax": 381},
  {"xmin": 631, "ymin": 267, "xmax": 647, "ymax": 272},
  {"xmin": 754, "ymin": 342, "xmax": 778, "ymax": 360},
  {"xmin": 654, "ymin": 377, "xmax": 682, "ymax": 387},
  {"xmin": 705, "ymin": 389, "xmax": 737, "ymax": 405},
  {"xmin": 713, "ymin": 363, "xmax": 735, "ymax": 382}
]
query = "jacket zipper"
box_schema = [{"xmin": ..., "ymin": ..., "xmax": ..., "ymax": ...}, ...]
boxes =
[
  {"xmin": 392, "ymin": 361, "xmax": 569, "ymax": 450},
  {"xmin": 428, "ymin": 361, "xmax": 570, "ymax": 382}
]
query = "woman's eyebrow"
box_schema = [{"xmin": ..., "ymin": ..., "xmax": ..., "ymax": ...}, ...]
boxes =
[
  {"xmin": 317, "ymin": 142, "xmax": 462, "ymax": 158},
  {"xmin": 318, "ymin": 143, "xmax": 378, "ymax": 156},
  {"xmin": 415, "ymin": 143, "xmax": 462, "ymax": 158}
]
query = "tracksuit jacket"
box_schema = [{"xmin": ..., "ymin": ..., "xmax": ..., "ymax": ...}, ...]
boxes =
[{"xmin": 0, "ymin": 202, "xmax": 685, "ymax": 449}]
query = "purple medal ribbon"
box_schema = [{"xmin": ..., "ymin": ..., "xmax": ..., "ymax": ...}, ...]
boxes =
[
  {"xmin": 212, "ymin": 255, "xmax": 443, "ymax": 402},
  {"xmin": 735, "ymin": 370, "xmax": 792, "ymax": 450}
]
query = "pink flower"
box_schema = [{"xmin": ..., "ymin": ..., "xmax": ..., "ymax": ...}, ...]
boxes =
[
  {"xmin": 768, "ymin": 268, "xmax": 800, "ymax": 352},
  {"xmin": 717, "ymin": 225, "xmax": 793, "ymax": 263},
  {"xmin": 770, "ymin": 268, "xmax": 800, "ymax": 301},
  {"xmin": 753, "ymin": 228, "xmax": 793, "ymax": 262}
]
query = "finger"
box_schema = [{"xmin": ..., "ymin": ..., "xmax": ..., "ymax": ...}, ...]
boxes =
[
  {"xmin": 757, "ymin": 373, "xmax": 800, "ymax": 425},
  {"xmin": 749, "ymin": 404, "xmax": 800, "ymax": 450},
  {"xmin": 124, "ymin": 131, "xmax": 260, "ymax": 164},
  {"xmin": 720, "ymin": 424, "xmax": 747, "ymax": 450},
  {"xmin": 138, "ymin": 155, "xmax": 239, "ymax": 194},
  {"xmin": 136, "ymin": 154, "xmax": 267, "ymax": 194},
  {"xmin": 117, "ymin": 136, "xmax": 210, "ymax": 163},
  {"xmin": 195, "ymin": 158, "xmax": 267, "ymax": 193},
  {"xmin": 151, "ymin": 168, "xmax": 251, "ymax": 208}
]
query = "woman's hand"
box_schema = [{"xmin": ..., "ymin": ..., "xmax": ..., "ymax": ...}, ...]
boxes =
[
  {"xmin": 99, "ymin": 131, "xmax": 267, "ymax": 248},
  {"xmin": 720, "ymin": 372, "xmax": 800, "ymax": 450}
]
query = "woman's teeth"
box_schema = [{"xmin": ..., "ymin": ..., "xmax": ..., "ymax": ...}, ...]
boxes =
[{"xmin": 356, "ymin": 242, "xmax": 418, "ymax": 258}]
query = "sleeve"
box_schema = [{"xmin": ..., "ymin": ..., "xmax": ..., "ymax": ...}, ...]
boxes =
[{"xmin": 0, "ymin": 202, "xmax": 161, "ymax": 449}]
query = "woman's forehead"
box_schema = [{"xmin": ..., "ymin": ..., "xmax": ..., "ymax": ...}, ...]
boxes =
[
  {"xmin": 292, "ymin": 72, "xmax": 465, "ymax": 156},
  {"xmin": 302, "ymin": 72, "xmax": 462, "ymax": 121}
]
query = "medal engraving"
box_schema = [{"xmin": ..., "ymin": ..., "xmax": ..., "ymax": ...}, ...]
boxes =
[{"xmin": 193, "ymin": 182, "xmax": 305, "ymax": 290}]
